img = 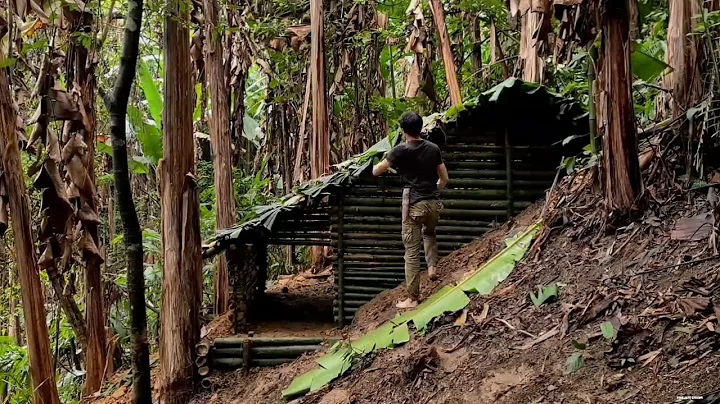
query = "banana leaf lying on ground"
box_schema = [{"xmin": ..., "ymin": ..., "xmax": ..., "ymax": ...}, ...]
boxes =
[{"xmin": 282, "ymin": 221, "xmax": 543, "ymax": 401}]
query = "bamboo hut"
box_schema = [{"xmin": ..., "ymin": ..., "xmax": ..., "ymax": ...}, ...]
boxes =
[{"xmin": 202, "ymin": 78, "xmax": 588, "ymax": 330}]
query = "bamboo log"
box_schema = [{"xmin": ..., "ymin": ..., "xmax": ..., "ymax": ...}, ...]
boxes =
[
  {"xmin": 195, "ymin": 356, "xmax": 208, "ymax": 368},
  {"xmin": 332, "ymin": 225, "xmax": 490, "ymax": 236},
  {"xmin": 267, "ymin": 238, "xmax": 332, "ymax": 246},
  {"xmin": 337, "ymin": 196, "xmax": 346, "ymax": 327},
  {"xmin": 213, "ymin": 345, "xmax": 321, "ymax": 358},
  {"xmin": 333, "ymin": 300, "xmax": 373, "ymax": 308},
  {"xmin": 334, "ymin": 316, "xmax": 355, "ymax": 323},
  {"xmin": 335, "ymin": 217, "xmax": 495, "ymax": 228},
  {"xmin": 213, "ymin": 337, "xmax": 340, "ymax": 348},
  {"xmin": 196, "ymin": 342, "xmax": 210, "ymax": 357},
  {"xmin": 242, "ymin": 338, "xmax": 251, "ymax": 375},
  {"xmin": 345, "ymin": 270, "xmax": 406, "ymax": 277},
  {"xmin": 337, "ymin": 239, "xmax": 465, "ymax": 249},
  {"xmin": 347, "ymin": 187, "xmax": 545, "ymax": 200},
  {"xmin": 343, "ymin": 285, "xmax": 388, "ymax": 293},
  {"xmin": 344, "ymin": 292, "xmax": 380, "ymax": 300},
  {"xmin": 198, "ymin": 366, "xmax": 210, "ymax": 377},
  {"xmin": 344, "ymin": 197, "xmax": 508, "ymax": 209},
  {"xmin": 200, "ymin": 377, "xmax": 212, "ymax": 389},
  {"xmin": 211, "ymin": 357, "xmax": 296, "ymax": 370},
  {"xmin": 344, "ymin": 276, "xmax": 405, "ymax": 283},
  {"xmin": 332, "ymin": 307, "xmax": 359, "ymax": 314}
]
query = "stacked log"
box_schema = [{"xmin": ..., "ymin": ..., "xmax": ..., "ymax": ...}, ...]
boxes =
[
  {"xmin": 196, "ymin": 336, "xmax": 341, "ymax": 379},
  {"xmin": 332, "ymin": 139, "xmax": 563, "ymax": 325}
]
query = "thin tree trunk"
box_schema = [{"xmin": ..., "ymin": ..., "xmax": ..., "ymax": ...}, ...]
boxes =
[
  {"xmin": 205, "ymin": 0, "xmax": 236, "ymax": 316},
  {"xmin": 310, "ymin": 0, "xmax": 329, "ymax": 178},
  {"xmin": 293, "ymin": 67, "xmax": 311, "ymax": 186},
  {"xmin": 8, "ymin": 264, "xmax": 22, "ymax": 345},
  {"xmin": 666, "ymin": 0, "xmax": 700, "ymax": 118},
  {"xmin": 428, "ymin": 0, "xmax": 462, "ymax": 105},
  {"xmin": 470, "ymin": 15, "xmax": 483, "ymax": 85},
  {"xmin": 0, "ymin": 68, "xmax": 60, "ymax": 404},
  {"xmin": 65, "ymin": 15, "xmax": 108, "ymax": 392},
  {"xmin": 106, "ymin": 0, "xmax": 152, "ymax": 400},
  {"xmin": 601, "ymin": 0, "xmax": 642, "ymax": 213},
  {"xmin": 159, "ymin": 0, "xmax": 203, "ymax": 400}
]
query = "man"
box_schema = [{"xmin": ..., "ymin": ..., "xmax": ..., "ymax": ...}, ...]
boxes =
[{"xmin": 372, "ymin": 112, "xmax": 449, "ymax": 308}]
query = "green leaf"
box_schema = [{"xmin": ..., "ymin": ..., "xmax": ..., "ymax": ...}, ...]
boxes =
[
  {"xmin": 460, "ymin": 222, "xmax": 542, "ymax": 294},
  {"xmin": 193, "ymin": 83, "xmax": 203, "ymax": 122},
  {"xmin": 571, "ymin": 340, "xmax": 587, "ymax": 350},
  {"xmin": 137, "ymin": 59, "xmax": 163, "ymax": 125},
  {"xmin": 600, "ymin": 321, "xmax": 615, "ymax": 340},
  {"xmin": 129, "ymin": 156, "xmax": 150, "ymax": 174},
  {"xmin": 409, "ymin": 286, "xmax": 471, "ymax": 331},
  {"xmin": 282, "ymin": 368, "xmax": 322, "ymax": 400},
  {"xmin": 97, "ymin": 142, "xmax": 113, "ymax": 156},
  {"xmin": 529, "ymin": 283, "xmax": 558, "ymax": 307},
  {"xmin": 566, "ymin": 352, "xmax": 585, "ymax": 374},
  {"xmin": 0, "ymin": 58, "xmax": 17, "ymax": 68},
  {"xmin": 128, "ymin": 106, "xmax": 163, "ymax": 164},
  {"xmin": 631, "ymin": 46, "xmax": 670, "ymax": 82}
]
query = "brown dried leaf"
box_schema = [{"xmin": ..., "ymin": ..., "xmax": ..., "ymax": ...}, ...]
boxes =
[
  {"xmin": 677, "ymin": 296, "xmax": 711, "ymax": 316},
  {"xmin": 287, "ymin": 25, "xmax": 311, "ymax": 41},
  {"xmin": 38, "ymin": 244, "xmax": 55, "ymax": 270},
  {"xmin": 77, "ymin": 202, "xmax": 101, "ymax": 224},
  {"xmin": 671, "ymin": 213, "xmax": 713, "ymax": 241},
  {"xmin": 79, "ymin": 232, "xmax": 104, "ymax": 263},
  {"xmin": 581, "ymin": 292, "xmax": 617, "ymax": 325}
]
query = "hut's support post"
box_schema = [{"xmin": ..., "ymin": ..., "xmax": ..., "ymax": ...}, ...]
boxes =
[
  {"xmin": 227, "ymin": 244, "xmax": 248, "ymax": 333},
  {"xmin": 253, "ymin": 243, "xmax": 268, "ymax": 304},
  {"xmin": 336, "ymin": 196, "xmax": 346, "ymax": 327},
  {"xmin": 504, "ymin": 129, "xmax": 514, "ymax": 219}
]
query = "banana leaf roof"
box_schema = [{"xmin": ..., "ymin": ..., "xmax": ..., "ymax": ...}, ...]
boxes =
[{"xmin": 202, "ymin": 78, "xmax": 588, "ymax": 258}]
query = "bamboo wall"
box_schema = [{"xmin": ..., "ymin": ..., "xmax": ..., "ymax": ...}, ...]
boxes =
[{"xmin": 331, "ymin": 129, "xmax": 563, "ymax": 325}]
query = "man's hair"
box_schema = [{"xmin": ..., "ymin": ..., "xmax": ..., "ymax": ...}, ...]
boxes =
[{"xmin": 399, "ymin": 112, "xmax": 423, "ymax": 137}]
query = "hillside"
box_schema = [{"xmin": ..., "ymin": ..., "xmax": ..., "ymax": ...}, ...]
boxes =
[{"xmin": 182, "ymin": 170, "xmax": 720, "ymax": 404}]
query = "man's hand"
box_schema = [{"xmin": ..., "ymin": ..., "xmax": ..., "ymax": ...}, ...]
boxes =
[
  {"xmin": 437, "ymin": 163, "xmax": 449, "ymax": 189},
  {"xmin": 373, "ymin": 159, "xmax": 391, "ymax": 176}
]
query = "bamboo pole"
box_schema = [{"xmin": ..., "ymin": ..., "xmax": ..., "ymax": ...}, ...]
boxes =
[
  {"xmin": 213, "ymin": 345, "xmax": 321, "ymax": 358},
  {"xmin": 504, "ymin": 129, "xmax": 514, "ymax": 218},
  {"xmin": 213, "ymin": 337, "xmax": 340, "ymax": 348},
  {"xmin": 212, "ymin": 357, "xmax": 297, "ymax": 369},
  {"xmin": 336, "ymin": 195, "xmax": 346, "ymax": 327},
  {"xmin": 200, "ymin": 377, "xmax": 212, "ymax": 389}
]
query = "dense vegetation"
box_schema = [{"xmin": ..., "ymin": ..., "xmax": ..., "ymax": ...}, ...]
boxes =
[{"xmin": 0, "ymin": 0, "xmax": 718, "ymax": 401}]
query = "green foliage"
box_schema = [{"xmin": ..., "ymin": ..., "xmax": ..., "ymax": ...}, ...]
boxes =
[
  {"xmin": 566, "ymin": 352, "xmax": 585, "ymax": 374},
  {"xmin": 283, "ymin": 222, "xmax": 542, "ymax": 400},
  {"xmin": 529, "ymin": 283, "xmax": 558, "ymax": 307},
  {"xmin": 600, "ymin": 321, "xmax": 616, "ymax": 340}
]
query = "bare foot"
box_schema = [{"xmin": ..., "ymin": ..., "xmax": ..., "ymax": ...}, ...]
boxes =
[
  {"xmin": 428, "ymin": 266, "xmax": 438, "ymax": 281},
  {"xmin": 396, "ymin": 298, "xmax": 418, "ymax": 309}
]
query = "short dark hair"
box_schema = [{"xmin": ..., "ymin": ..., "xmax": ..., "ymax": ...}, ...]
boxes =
[{"xmin": 399, "ymin": 112, "xmax": 423, "ymax": 136}]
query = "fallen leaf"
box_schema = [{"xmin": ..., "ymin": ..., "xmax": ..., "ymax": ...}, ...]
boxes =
[
  {"xmin": 671, "ymin": 213, "xmax": 713, "ymax": 241},
  {"xmin": 566, "ymin": 352, "xmax": 585, "ymax": 374},
  {"xmin": 470, "ymin": 303, "xmax": 489, "ymax": 325},
  {"xmin": 601, "ymin": 321, "xmax": 616, "ymax": 340},
  {"xmin": 515, "ymin": 326, "xmax": 559, "ymax": 350},
  {"xmin": 638, "ymin": 349, "xmax": 661, "ymax": 367},
  {"xmin": 581, "ymin": 293, "xmax": 617, "ymax": 325},
  {"xmin": 530, "ymin": 283, "xmax": 559, "ymax": 307},
  {"xmin": 455, "ymin": 309, "xmax": 468, "ymax": 326},
  {"xmin": 677, "ymin": 296, "xmax": 711, "ymax": 316}
]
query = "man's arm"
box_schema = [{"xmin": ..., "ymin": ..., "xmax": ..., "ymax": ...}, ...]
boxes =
[
  {"xmin": 437, "ymin": 163, "xmax": 449, "ymax": 189},
  {"xmin": 372, "ymin": 159, "xmax": 391, "ymax": 176}
]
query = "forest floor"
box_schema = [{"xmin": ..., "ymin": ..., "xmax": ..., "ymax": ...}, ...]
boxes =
[{"xmin": 93, "ymin": 170, "xmax": 720, "ymax": 404}]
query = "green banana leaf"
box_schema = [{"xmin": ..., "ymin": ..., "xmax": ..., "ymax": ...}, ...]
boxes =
[
  {"xmin": 281, "ymin": 221, "xmax": 542, "ymax": 402},
  {"xmin": 137, "ymin": 59, "xmax": 163, "ymax": 125}
]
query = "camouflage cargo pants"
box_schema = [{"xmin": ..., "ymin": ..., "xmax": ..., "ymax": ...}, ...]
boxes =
[{"xmin": 401, "ymin": 193, "xmax": 442, "ymax": 300}]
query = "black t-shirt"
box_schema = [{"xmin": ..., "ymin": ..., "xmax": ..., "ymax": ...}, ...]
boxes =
[{"xmin": 386, "ymin": 139, "xmax": 443, "ymax": 205}]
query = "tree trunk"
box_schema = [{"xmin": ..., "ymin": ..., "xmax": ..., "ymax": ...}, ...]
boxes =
[
  {"xmin": 159, "ymin": 0, "xmax": 203, "ymax": 401},
  {"xmin": 106, "ymin": 0, "xmax": 152, "ymax": 400},
  {"xmin": 428, "ymin": 0, "xmax": 462, "ymax": 106},
  {"xmin": 601, "ymin": 0, "xmax": 642, "ymax": 213},
  {"xmin": 520, "ymin": 0, "xmax": 551, "ymax": 83},
  {"xmin": 205, "ymin": 0, "xmax": 236, "ymax": 316},
  {"xmin": 0, "ymin": 68, "xmax": 60, "ymax": 404},
  {"xmin": 65, "ymin": 11, "xmax": 108, "ymax": 392},
  {"xmin": 310, "ymin": 0, "xmax": 329, "ymax": 178},
  {"xmin": 666, "ymin": 0, "xmax": 700, "ymax": 118}
]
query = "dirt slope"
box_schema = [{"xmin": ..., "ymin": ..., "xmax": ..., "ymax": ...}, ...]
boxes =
[{"xmin": 196, "ymin": 173, "xmax": 720, "ymax": 404}]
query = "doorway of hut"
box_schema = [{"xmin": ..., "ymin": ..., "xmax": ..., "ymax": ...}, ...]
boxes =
[{"xmin": 249, "ymin": 244, "xmax": 337, "ymax": 338}]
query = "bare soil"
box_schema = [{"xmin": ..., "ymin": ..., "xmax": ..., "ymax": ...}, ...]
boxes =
[{"xmin": 94, "ymin": 174, "xmax": 720, "ymax": 404}]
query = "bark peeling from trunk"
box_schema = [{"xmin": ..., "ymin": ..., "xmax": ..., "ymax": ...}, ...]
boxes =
[{"xmin": 159, "ymin": 0, "xmax": 203, "ymax": 401}]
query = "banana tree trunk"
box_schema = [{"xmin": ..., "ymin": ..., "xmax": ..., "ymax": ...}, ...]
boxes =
[{"xmin": 600, "ymin": 0, "xmax": 642, "ymax": 213}]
